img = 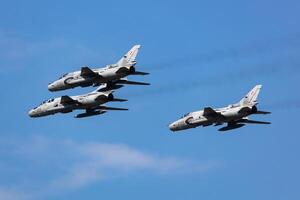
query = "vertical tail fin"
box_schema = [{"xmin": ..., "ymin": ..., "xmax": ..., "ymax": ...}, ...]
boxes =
[
  {"xmin": 117, "ymin": 45, "xmax": 141, "ymax": 66},
  {"xmin": 239, "ymin": 85, "xmax": 262, "ymax": 106}
]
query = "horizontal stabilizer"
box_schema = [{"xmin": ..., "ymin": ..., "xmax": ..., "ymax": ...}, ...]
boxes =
[
  {"xmin": 112, "ymin": 98, "xmax": 128, "ymax": 102},
  {"xmin": 116, "ymin": 79, "xmax": 150, "ymax": 85},
  {"xmin": 255, "ymin": 110, "xmax": 271, "ymax": 114},
  {"xmin": 81, "ymin": 67, "xmax": 98, "ymax": 77},
  {"xmin": 131, "ymin": 71, "xmax": 150, "ymax": 75},
  {"xmin": 97, "ymin": 106, "xmax": 128, "ymax": 111},
  {"xmin": 203, "ymin": 107, "xmax": 220, "ymax": 117},
  {"xmin": 60, "ymin": 95, "xmax": 77, "ymax": 104},
  {"xmin": 238, "ymin": 119, "xmax": 271, "ymax": 124}
]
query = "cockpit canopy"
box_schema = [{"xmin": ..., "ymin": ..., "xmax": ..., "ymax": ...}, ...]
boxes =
[
  {"xmin": 59, "ymin": 73, "xmax": 70, "ymax": 79},
  {"xmin": 40, "ymin": 98, "xmax": 54, "ymax": 105},
  {"xmin": 181, "ymin": 113, "xmax": 190, "ymax": 118}
]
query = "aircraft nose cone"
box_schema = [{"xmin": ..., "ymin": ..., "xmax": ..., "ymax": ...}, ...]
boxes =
[
  {"xmin": 169, "ymin": 122, "xmax": 176, "ymax": 131},
  {"xmin": 48, "ymin": 83, "xmax": 55, "ymax": 91},
  {"xmin": 28, "ymin": 109, "xmax": 35, "ymax": 117}
]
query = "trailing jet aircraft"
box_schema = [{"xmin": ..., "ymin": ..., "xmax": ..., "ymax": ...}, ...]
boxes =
[
  {"xmin": 29, "ymin": 84, "xmax": 128, "ymax": 118},
  {"xmin": 169, "ymin": 85, "xmax": 271, "ymax": 132},
  {"xmin": 48, "ymin": 45, "xmax": 149, "ymax": 92}
]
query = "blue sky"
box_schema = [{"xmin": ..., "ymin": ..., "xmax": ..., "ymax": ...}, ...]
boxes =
[{"xmin": 0, "ymin": 0, "xmax": 300, "ymax": 199}]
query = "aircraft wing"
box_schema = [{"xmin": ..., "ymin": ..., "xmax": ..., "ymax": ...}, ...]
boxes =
[
  {"xmin": 203, "ymin": 107, "xmax": 220, "ymax": 118},
  {"xmin": 75, "ymin": 105, "xmax": 128, "ymax": 118},
  {"xmin": 75, "ymin": 110, "xmax": 107, "ymax": 118},
  {"xmin": 81, "ymin": 67, "xmax": 98, "ymax": 77},
  {"xmin": 218, "ymin": 123, "xmax": 245, "ymax": 131},
  {"xmin": 60, "ymin": 95, "xmax": 78, "ymax": 105}
]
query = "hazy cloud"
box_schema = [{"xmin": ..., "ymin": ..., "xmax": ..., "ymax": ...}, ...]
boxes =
[
  {"xmin": 50, "ymin": 141, "xmax": 205, "ymax": 189},
  {"xmin": 0, "ymin": 136, "xmax": 219, "ymax": 199},
  {"xmin": 0, "ymin": 188, "xmax": 29, "ymax": 200}
]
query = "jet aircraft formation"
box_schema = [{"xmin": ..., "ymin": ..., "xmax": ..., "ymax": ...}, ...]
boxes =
[
  {"xmin": 29, "ymin": 45, "xmax": 271, "ymax": 132},
  {"xmin": 29, "ymin": 45, "xmax": 150, "ymax": 119}
]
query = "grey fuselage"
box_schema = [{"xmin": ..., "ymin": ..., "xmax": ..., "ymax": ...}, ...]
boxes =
[
  {"xmin": 169, "ymin": 104, "xmax": 255, "ymax": 131},
  {"xmin": 48, "ymin": 65, "xmax": 133, "ymax": 92},
  {"xmin": 28, "ymin": 91, "xmax": 113, "ymax": 117}
]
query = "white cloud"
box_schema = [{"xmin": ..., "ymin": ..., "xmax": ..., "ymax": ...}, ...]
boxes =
[
  {"xmin": 0, "ymin": 136, "xmax": 219, "ymax": 199},
  {"xmin": 51, "ymin": 142, "xmax": 213, "ymax": 189}
]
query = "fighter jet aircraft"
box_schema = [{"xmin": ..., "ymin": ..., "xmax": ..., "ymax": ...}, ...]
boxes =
[
  {"xmin": 48, "ymin": 45, "xmax": 149, "ymax": 92},
  {"xmin": 169, "ymin": 85, "xmax": 271, "ymax": 132},
  {"xmin": 29, "ymin": 84, "xmax": 128, "ymax": 118}
]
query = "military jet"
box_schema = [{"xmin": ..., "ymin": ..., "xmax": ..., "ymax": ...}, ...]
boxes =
[
  {"xmin": 29, "ymin": 84, "xmax": 128, "ymax": 118},
  {"xmin": 48, "ymin": 45, "xmax": 149, "ymax": 92},
  {"xmin": 169, "ymin": 85, "xmax": 271, "ymax": 132}
]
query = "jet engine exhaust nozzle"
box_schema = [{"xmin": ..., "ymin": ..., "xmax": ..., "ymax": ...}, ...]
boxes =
[
  {"xmin": 251, "ymin": 106, "xmax": 258, "ymax": 113},
  {"xmin": 129, "ymin": 66, "xmax": 136, "ymax": 73},
  {"xmin": 107, "ymin": 93, "xmax": 114, "ymax": 101}
]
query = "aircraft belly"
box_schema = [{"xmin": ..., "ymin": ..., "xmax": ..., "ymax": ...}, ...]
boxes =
[
  {"xmin": 100, "ymin": 69, "xmax": 123, "ymax": 81},
  {"xmin": 65, "ymin": 77, "xmax": 95, "ymax": 87},
  {"xmin": 222, "ymin": 111, "xmax": 248, "ymax": 122}
]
